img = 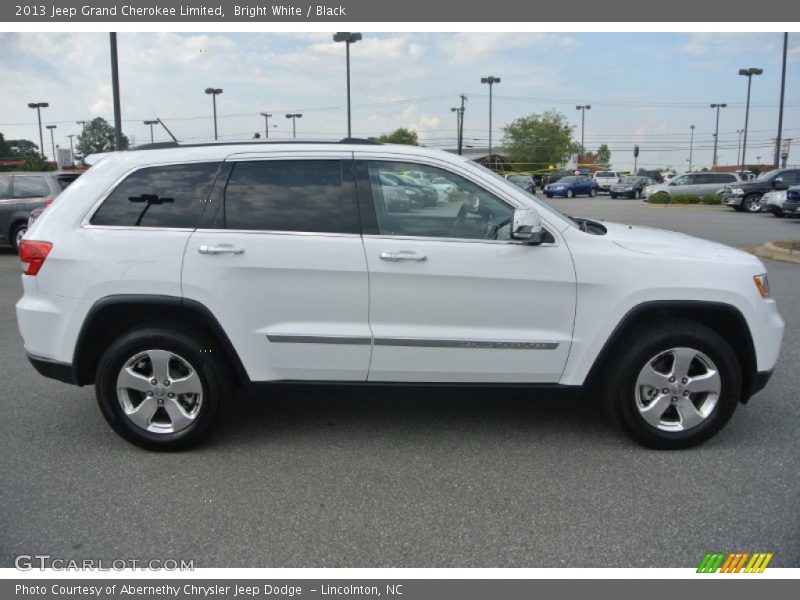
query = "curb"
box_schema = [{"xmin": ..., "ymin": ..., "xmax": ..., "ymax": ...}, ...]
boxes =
[
  {"xmin": 747, "ymin": 244, "xmax": 800, "ymax": 265},
  {"xmin": 640, "ymin": 203, "xmax": 726, "ymax": 210}
]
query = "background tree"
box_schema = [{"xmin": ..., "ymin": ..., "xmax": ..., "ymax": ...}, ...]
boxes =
[
  {"xmin": 75, "ymin": 117, "xmax": 129, "ymax": 161},
  {"xmin": 0, "ymin": 132, "xmax": 10, "ymax": 159},
  {"xmin": 20, "ymin": 152, "xmax": 51, "ymax": 171},
  {"xmin": 375, "ymin": 128, "xmax": 419, "ymax": 145},
  {"xmin": 596, "ymin": 143, "xmax": 611, "ymax": 165},
  {"xmin": 3, "ymin": 138, "xmax": 39, "ymax": 157},
  {"xmin": 502, "ymin": 110, "xmax": 579, "ymax": 171}
]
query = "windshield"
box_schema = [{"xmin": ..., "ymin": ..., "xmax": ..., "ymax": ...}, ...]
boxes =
[
  {"xmin": 621, "ymin": 177, "xmax": 641, "ymax": 184},
  {"xmin": 595, "ymin": 172, "xmax": 614, "ymax": 178},
  {"xmin": 756, "ymin": 169, "xmax": 780, "ymax": 181}
]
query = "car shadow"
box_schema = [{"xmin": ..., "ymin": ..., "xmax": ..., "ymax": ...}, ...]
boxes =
[{"xmin": 208, "ymin": 384, "xmax": 620, "ymax": 449}]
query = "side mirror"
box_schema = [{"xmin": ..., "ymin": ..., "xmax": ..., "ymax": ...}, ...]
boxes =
[
  {"xmin": 511, "ymin": 207, "xmax": 545, "ymax": 245},
  {"xmin": 772, "ymin": 177, "xmax": 783, "ymax": 186}
]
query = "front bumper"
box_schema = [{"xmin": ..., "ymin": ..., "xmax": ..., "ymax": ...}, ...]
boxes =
[
  {"xmin": 782, "ymin": 202, "xmax": 800, "ymax": 214},
  {"xmin": 722, "ymin": 193, "xmax": 743, "ymax": 206}
]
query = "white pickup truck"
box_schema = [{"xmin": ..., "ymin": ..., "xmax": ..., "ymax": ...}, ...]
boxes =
[{"xmin": 593, "ymin": 170, "xmax": 621, "ymax": 192}]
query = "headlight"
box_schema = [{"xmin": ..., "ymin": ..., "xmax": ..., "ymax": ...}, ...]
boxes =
[
  {"xmin": 753, "ymin": 274, "xmax": 770, "ymax": 299},
  {"xmin": 731, "ymin": 187, "xmax": 745, "ymax": 195},
  {"xmin": 555, "ymin": 185, "xmax": 564, "ymax": 189}
]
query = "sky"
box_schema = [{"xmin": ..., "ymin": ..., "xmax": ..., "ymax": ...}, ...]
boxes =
[{"xmin": 0, "ymin": 31, "xmax": 798, "ymax": 170}]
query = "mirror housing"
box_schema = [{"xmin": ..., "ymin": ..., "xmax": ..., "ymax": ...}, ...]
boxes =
[
  {"xmin": 511, "ymin": 207, "xmax": 545, "ymax": 245},
  {"xmin": 772, "ymin": 177, "xmax": 783, "ymax": 186}
]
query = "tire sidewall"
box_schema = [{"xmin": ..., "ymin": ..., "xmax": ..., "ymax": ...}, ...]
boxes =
[
  {"xmin": 11, "ymin": 223, "xmax": 27, "ymax": 252},
  {"xmin": 96, "ymin": 327, "xmax": 223, "ymax": 450},
  {"xmin": 607, "ymin": 323, "xmax": 741, "ymax": 449}
]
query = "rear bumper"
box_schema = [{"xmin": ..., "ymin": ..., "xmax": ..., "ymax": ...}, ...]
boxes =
[{"xmin": 27, "ymin": 353, "xmax": 80, "ymax": 385}]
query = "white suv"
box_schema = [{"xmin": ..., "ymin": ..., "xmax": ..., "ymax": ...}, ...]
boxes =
[
  {"xmin": 592, "ymin": 171, "xmax": 620, "ymax": 192},
  {"xmin": 16, "ymin": 140, "xmax": 784, "ymax": 450}
]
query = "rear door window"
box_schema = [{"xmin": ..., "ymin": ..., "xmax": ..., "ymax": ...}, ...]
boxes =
[
  {"xmin": 56, "ymin": 174, "xmax": 80, "ymax": 190},
  {"xmin": 90, "ymin": 162, "xmax": 219, "ymax": 228},
  {"xmin": 13, "ymin": 176, "xmax": 50, "ymax": 198},
  {"xmin": 217, "ymin": 160, "xmax": 357, "ymax": 233}
]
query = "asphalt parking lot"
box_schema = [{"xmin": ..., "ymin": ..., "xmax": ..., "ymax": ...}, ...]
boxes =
[{"xmin": 1, "ymin": 198, "xmax": 798, "ymax": 568}]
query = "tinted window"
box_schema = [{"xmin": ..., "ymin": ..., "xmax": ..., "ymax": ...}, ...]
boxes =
[
  {"xmin": 220, "ymin": 160, "xmax": 351, "ymax": 233},
  {"xmin": 56, "ymin": 174, "xmax": 80, "ymax": 190},
  {"xmin": 783, "ymin": 171, "xmax": 800, "ymax": 184},
  {"xmin": 13, "ymin": 176, "xmax": 50, "ymax": 198},
  {"xmin": 0, "ymin": 176, "xmax": 11, "ymax": 198},
  {"xmin": 595, "ymin": 172, "xmax": 614, "ymax": 178},
  {"xmin": 91, "ymin": 162, "xmax": 218, "ymax": 228}
]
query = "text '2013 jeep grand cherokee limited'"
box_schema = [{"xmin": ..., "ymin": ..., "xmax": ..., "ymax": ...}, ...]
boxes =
[{"xmin": 16, "ymin": 141, "xmax": 784, "ymax": 450}]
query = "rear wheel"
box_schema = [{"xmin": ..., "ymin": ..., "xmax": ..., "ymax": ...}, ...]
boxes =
[
  {"xmin": 10, "ymin": 222, "xmax": 27, "ymax": 253},
  {"xmin": 95, "ymin": 325, "xmax": 229, "ymax": 450},
  {"xmin": 603, "ymin": 320, "xmax": 740, "ymax": 449},
  {"xmin": 744, "ymin": 194, "xmax": 763, "ymax": 213}
]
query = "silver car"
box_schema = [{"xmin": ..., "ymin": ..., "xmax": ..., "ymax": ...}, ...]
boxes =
[
  {"xmin": 644, "ymin": 172, "xmax": 741, "ymax": 199},
  {"xmin": 760, "ymin": 190, "xmax": 788, "ymax": 217}
]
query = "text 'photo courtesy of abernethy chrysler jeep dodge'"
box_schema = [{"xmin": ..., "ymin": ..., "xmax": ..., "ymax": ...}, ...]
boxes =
[{"xmin": 16, "ymin": 140, "xmax": 784, "ymax": 451}]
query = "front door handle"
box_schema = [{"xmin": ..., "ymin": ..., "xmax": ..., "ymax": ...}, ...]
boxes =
[
  {"xmin": 198, "ymin": 244, "xmax": 245, "ymax": 255},
  {"xmin": 380, "ymin": 250, "xmax": 427, "ymax": 262}
]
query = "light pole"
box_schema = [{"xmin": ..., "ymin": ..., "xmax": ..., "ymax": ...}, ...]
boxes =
[
  {"xmin": 575, "ymin": 105, "xmax": 591, "ymax": 167},
  {"xmin": 143, "ymin": 120, "xmax": 158, "ymax": 143},
  {"xmin": 109, "ymin": 33, "xmax": 123, "ymax": 150},
  {"xmin": 204, "ymin": 87, "xmax": 223, "ymax": 140},
  {"xmin": 736, "ymin": 129, "xmax": 744, "ymax": 167},
  {"xmin": 775, "ymin": 32, "xmax": 788, "ymax": 168},
  {"xmin": 333, "ymin": 32, "xmax": 362, "ymax": 138},
  {"xmin": 286, "ymin": 113, "xmax": 302, "ymax": 139},
  {"xmin": 480, "ymin": 76, "xmax": 500, "ymax": 160},
  {"xmin": 260, "ymin": 112, "xmax": 273, "ymax": 139},
  {"xmin": 738, "ymin": 67, "xmax": 763, "ymax": 175},
  {"xmin": 46, "ymin": 124, "xmax": 57, "ymax": 164},
  {"xmin": 689, "ymin": 125, "xmax": 695, "ymax": 172},
  {"xmin": 710, "ymin": 103, "xmax": 727, "ymax": 168},
  {"xmin": 27, "ymin": 102, "xmax": 49, "ymax": 158}
]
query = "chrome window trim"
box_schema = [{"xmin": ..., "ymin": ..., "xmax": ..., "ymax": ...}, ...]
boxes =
[
  {"xmin": 266, "ymin": 334, "xmax": 559, "ymax": 350},
  {"xmin": 361, "ymin": 228, "xmax": 559, "ymax": 247}
]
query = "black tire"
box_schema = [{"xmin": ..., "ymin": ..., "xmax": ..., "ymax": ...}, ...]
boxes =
[
  {"xmin": 10, "ymin": 222, "xmax": 27, "ymax": 253},
  {"xmin": 635, "ymin": 189, "xmax": 642, "ymax": 200},
  {"xmin": 589, "ymin": 188, "xmax": 596, "ymax": 198},
  {"xmin": 95, "ymin": 324, "xmax": 230, "ymax": 451},
  {"xmin": 602, "ymin": 319, "xmax": 740, "ymax": 449},
  {"xmin": 566, "ymin": 189, "xmax": 575, "ymax": 198},
  {"xmin": 545, "ymin": 194, "xmax": 553, "ymax": 198},
  {"xmin": 772, "ymin": 210, "xmax": 785, "ymax": 218},
  {"xmin": 743, "ymin": 194, "xmax": 762, "ymax": 213},
  {"xmin": 610, "ymin": 194, "xmax": 618, "ymax": 199}
]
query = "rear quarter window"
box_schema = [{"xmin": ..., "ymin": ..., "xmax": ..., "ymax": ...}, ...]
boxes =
[
  {"xmin": 90, "ymin": 162, "xmax": 219, "ymax": 228},
  {"xmin": 0, "ymin": 176, "xmax": 11, "ymax": 198}
]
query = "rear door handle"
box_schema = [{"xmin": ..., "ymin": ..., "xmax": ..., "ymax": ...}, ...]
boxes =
[
  {"xmin": 380, "ymin": 250, "xmax": 427, "ymax": 262},
  {"xmin": 198, "ymin": 244, "xmax": 245, "ymax": 255}
]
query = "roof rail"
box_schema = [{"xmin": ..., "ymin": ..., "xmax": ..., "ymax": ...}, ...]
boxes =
[{"xmin": 132, "ymin": 138, "xmax": 383, "ymax": 151}]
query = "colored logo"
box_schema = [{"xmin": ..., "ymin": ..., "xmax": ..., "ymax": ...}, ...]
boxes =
[{"xmin": 697, "ymin": 552, "xmax": 773, "ymax": 573}]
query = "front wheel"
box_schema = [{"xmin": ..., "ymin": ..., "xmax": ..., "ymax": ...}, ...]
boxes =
[
  {"xmin": 95, "ymin": 325, "xmax": 229, "ymax": 450},
  {"xmin": 635, "ymin": 189, "xmax": 642, "ymax": 200},
  {"xmin": 588, "ymin": 188, "xmax": 596, "ymax": 198},
  {"xmin": 566, "ymin": 189, "xmax": 575, "ymax": 198},
  {"xmin": 744, "ymin": 194, "xmax": 763, "ymax": 213},
  {"xmin": 610, "ymin": 194, "xmax": 618, "ymax": 199},
  {"xmin": 603, "ymin": 320, "xmax": 740, "ymax": 449}
]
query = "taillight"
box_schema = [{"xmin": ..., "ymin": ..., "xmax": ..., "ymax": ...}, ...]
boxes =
[
  {"xmin": 43, "ymin": 198, "xmax": 53, "ymax": 206},
  {"xmin": 19, "ymin": 240, "xmax": 52, "ymax": 276}
]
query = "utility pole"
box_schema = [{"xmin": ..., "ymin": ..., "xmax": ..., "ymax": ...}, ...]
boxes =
[
  {"xmin": 66, "ymin": 134, "xmax": 75, "ymax": 163},
  {"xmin": 710, "ymin": 103, "xmax": 727, "ymax": 168},
  {"xmin": 27, "ymin": 102, "xmax": 49, "ymax": 158},
  {"xmin": 739, "ymin": 67, "xmax": 763, "ymax": 175},
  {"xmin": 576, "ymin": 105, "xmax": 591, "ymax": 167},
  {"xmin": 775, "ymin": 32, "xmax": 788, "ymax": 168},
  {"xmin": 689, "ymin": 125, "xmax": 695, "ymax": 172},
  {"xmin": 480, "ymin": 76, "xmax": 500, "ymax": 161},
  {"xmin": 260, "ymin": 112, "xmax": 272, "ymax": 139},
  {"xmin": 46, "ymin": 124, "xmax": 57, "ymax": 163}
]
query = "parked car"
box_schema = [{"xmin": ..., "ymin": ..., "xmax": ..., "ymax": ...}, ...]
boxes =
[
  {"xmin": 18, "ymin": 140, "xmax": 782, "ymax": 451},
  {"xmin": 759, "ymin": 190, "xmax": 787, "ymax": 217},
  {"xmin": 505, "ymin": 174, "xmax": 535, "ymax": 194},
  {"xmin": 722, "ymin": 168, "xmax": 800, "ymax": 213},
  {"xmin": 780, "ymin": 185, "xmax": 800, "ymax": 217},
  {"xmin": 430, "ymin": 176, "xmax": 456, "ymax": 201},
  {"xmin": 543, "ymin": 176, "xmax": 599, "ymax": 198},
  {"xmin": 609, "ymin": 176, "xmax": 656, "ymax": 199},
  {"xmin": 382, "ymin": 172, "xmax": 438, "ymax": 206},
  {"xmin": 662, "ymin": 171, "xmax": 679, "ymax": 183},
  {"xmin": 378, "ymin": 173, "xmax": 415, "ymax": 211},
  {"xmin": 644, "ymin": 172, "xmax": 740, "ymax": 199},
  {"xmin": 593, "ymin": 171, "xmax": 621, "ymax": 192},
  {"xmin": 636, "ymin": 169, "xmax": 664, "ymax": 183},
  {"xmin": 0, "ymin": 171, "xmax": 80, "ymax": 251}
]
